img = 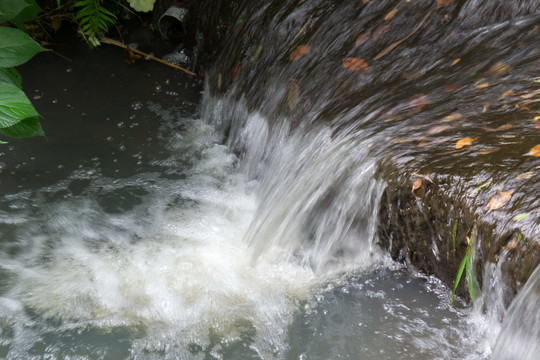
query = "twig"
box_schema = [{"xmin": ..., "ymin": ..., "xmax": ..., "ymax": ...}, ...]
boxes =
[
  {"xmin": 101, "ymin": 37, "xmax": 197, "ymax": 76},
  {"xmin": 373, "ymin": 10, "xmax": 432, "ymax": 61}
]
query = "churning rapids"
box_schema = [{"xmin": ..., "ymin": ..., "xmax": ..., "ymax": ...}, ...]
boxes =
[{"xmin": 1, "ymin": 1, "xmax": 540, "ymax": 359}]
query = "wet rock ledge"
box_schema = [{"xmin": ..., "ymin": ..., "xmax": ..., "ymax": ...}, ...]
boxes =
[{"xmin": 188, "ymin": 0, "xmax": 540, "ymax": 304}]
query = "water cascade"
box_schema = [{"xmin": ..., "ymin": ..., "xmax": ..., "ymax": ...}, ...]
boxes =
[{"xmin": 0, "ymin": 0, "xmax": 539, "ymax": 358}]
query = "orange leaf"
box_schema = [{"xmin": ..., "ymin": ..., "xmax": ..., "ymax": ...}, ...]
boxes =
[
  {"xmin": 526, "ymin": 144, "xmax": 540, "ymax": 156},
  {"xmin": 486, "ymin": 191, "xmax": 511, "ymax": 210},
  {"xmin": 384, "ymin": 8, "xmax": 398, "ymax": 21},
  {"xmin": 451, "ymin": 58, "xmax": 460, "ymax": 66},
  {"xmin": 455, "ymin": 137, "xmax": 478, "ymax": 149},
  {"xmin": 437, "ymin": 0, "xmax": 454, "ymax": 9},
  {"xmin": 342, "ymin": 57, "xmax": 368, "ymax": 72},
  {"xmin": 290, "ymin": 45, "xmax": 311, "ymax": 61},
  {"xmin": 475, "ymin": 82, "xmax": 489, "ymax": 89},
  {"xmin": 412, "ymin": 178, "xmax": 422, "ymax": 192}
]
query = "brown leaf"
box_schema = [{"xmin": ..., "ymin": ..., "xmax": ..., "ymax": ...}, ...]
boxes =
[
  {"xmin": 506, "ymin": 234, "xmax": 518, "ymax": 250},
  {"xmin": 437, "ymin": 0, "xmax": 454, "ymax": 9},
  {"xmin": 486, "ymin": 191, "xmax": 511, "ymax": 210},
  {"xmin": 355, "ymin": 33, "xmax": 370, "ymax": 48},
  {"xmin": 372, "ymin": 25, "xmax": 390, "ymax": 41},
  {"xmin": 408, "ymin": 94, "xmax": 431, "ymax": 109},
  {"xmin": 232, "ymin": 62, "xmax": 241, "ymax": 82},
  {"xmin": 526, "ymin": 144, "xmax": 540, "ymax": 156},
  {"xmin": 290, "ymin": 45, "xmax": 311, "ymax": 61},
  {"xmin": 52, "ymin": 16, "xmax": 63, "ymax": 33},
  {"xmin": 411, "ymin": 172, "xmax": 433, "ymax": 183},
  {"xmin": 287, "ymin": 79, "xmax": 300, "ymax": 111},
  {"xmin": 384, "ymin": 8, "xmax": 398, "ymax": 21},
  {"xmin": 455, "ymin": 137, "xmax": 479, "ymax": 149},
  {"xmin": 487, "ymin": 62, "xmax": 510, "ymax": 75},
  {"xmin": 444, "ymin": 84, "xmax": 463, "ymax": 92},
  {"xmin": 516, "ymin": 171, "xmax": 534, "ymax": 180},
  {"xmin": 342, "ymin": 57, "xmax": 368, "ymax": 72},
  {"xmin": 478, "ymin": 147, "xmax": 501, "ymax": 155},
  {"xmin": 442, "ymin": 113, "xmax": 462, "ymax": 122},
  {"xmin": 411, "ymin": 178, "xmax": 426, "ymax": 197},
  {"xmin": 427, "ymin": 125, "xmax": 450, "ymax": 135},
  {"xmin": 217, "ymin": 73, "xmax": 222, "ymax": 89},
  {"xmin": 501, "ymin": 89, "xmax": 515, "ymax": 97},
  {"xmin": 451, "ymin": 58, "xmax": 460, "ymax": 66}
]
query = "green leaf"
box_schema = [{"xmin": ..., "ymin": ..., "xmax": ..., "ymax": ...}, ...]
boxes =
[
  {"xmin": 252, "ymin": 45, "xmax": 262, "ymax": 62},
  {"xmin": 0, "ymin": 81, "xmax": 40, "ymax": 129},
  {"xmin": 11, "ymin": 0, "xmax": 42, "ymax": 30},
  {"xmin": 0, "ymin": 116, "xmax": 44, "ymax": 138},
  {"xmin": 451, "ymin": 246, "xmax": 469, "ymax": 305},
  {"xmin": 513, "ymin": 213, "xmax": 530, "ymax": 221},
  {"xmin": 0, "ymin": 0, "xmax": 35, "ymax": 23},
  {"xmin": 0, "ymin": 68, "xmax": 22, "ymax": 88},
  {"xmin": 0, "ymin": 27, "xmax": 47, "ymax": 68},
  {"xmin": 465, "ymin": 248, "xmax": 475, "ymax": 302}
]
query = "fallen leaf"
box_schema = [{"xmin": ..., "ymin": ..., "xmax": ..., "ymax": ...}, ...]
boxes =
[
  {"xmin": 372, "ymin": 24, "xmax": 390, "ymax": 41},
  {"xmin": 355, "ymin": 33, "xmax": 370, "ymax": 48},
  {"xmin": 290, "ymin": 45, "xmax": 311, "ymax": 61},
  {"xmin": 486, "ymin": 191, "xmax": 511, "ymax": 210},
  {"xmin": 516, "ymin": 171, "xmax": 534, "ymax": 180},
  {"xmin": 411, "ymin": 178, "xmax": 426, "ymax": 197},
  {"xmin": 455, "ymin": 137, "xmax": 478, "ymax": 149},
  {"xmin": 442, "ymin": 113, "xmax": 462, "ymax": 122},
  {"xmin": 444, "ymin": 84, "xmax": 463, "ymax": 92},
  {"xmin": 487, "ymin": 62, "xmax": 510, "ymax": 75},
  {"xmin": 525, "ymin": 144, "xmax": 540, "ymax": 156},
  {"xmin": 428, "ymin": 125, "xmax": 450, "ymax": 135},
  {"xmin": 437, "ymin": 0, "xmax": 454, "ymax": 9},
  {"xmin": 287, "ymin": 79, "xmax": 300, "ymax": 110},
  {"xmin": 385, "ymin": 8, "xmax": 398, "ymax": 21},
  {"xmin": 507, "ymin": 235, "xmax": 518, "ymax": 250},
  {"xmin": 232, "ymin": 62, "xmax": 241, "ymax": 81},
  {"xmin": 408, "ymin": 94, "xmax": 431, "ymax": 109},
  {"xmin": 411, "ymin": 172, "xmax": 433, "ymax": 183},
  {"xmin": 501, "ymin": 89, "xmax": 515, "ymax": 97},
  {"xmin": 521, "ymin": 89, "xmax": 540, "ymax": 100},
  {"xmin": 469, "ymin": 180, "xmax": 492, "ymax": 193},
  {"xmin": 52, "ymin": 15, "xmax": 63, "ymax": 32},
  {"xmin": 451, "ymin": 58, "xmax": 460, "ymax": 66},
  {"xmin": 342, "ymin": 57, "xmax": 368, "ymax": 72},
  {"xmin": 478, "ymin": 147, "xmax": 501, "ymax": 155},
  {"xmin": 534, "ymin": 116, "xmax": 540, "ymax": 121},
  {"xmin": 513, "ymin": 213, "xmax": 530, "ymax": 221},
  {"xmin": 475, "ymin": 82, "xmax": 489, "ymax": 89},
  {"xmin": 218, "ymin": 73, "xmax": 222, "ymax": 89},
  {"xmin": 252, "ymin": 45, "xmax": 263, "ymax": 62},
  {"xmin": 412, "ymin": 178, "xmax": 422, "ymax": 192}
]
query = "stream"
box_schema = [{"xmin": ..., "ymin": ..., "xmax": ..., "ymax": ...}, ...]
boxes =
[{"xmin": 1, "ymin": 0, "xmax": 540, "ymax": 358}]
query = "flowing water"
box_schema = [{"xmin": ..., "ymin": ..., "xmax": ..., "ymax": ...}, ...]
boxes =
[{"xmin": 1, "ymin": 0, "xmax": 540, "ymax": 358}]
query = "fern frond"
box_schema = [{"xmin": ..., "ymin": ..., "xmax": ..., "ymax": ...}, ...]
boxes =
[{"xmin": 73, "ymin": 0, "xmax": 116, "ymax": 47}]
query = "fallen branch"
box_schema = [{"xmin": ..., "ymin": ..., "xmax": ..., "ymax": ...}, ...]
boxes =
[{"xmin": 101, "ymin": 37, "xmax": 197, "ymax": 76}]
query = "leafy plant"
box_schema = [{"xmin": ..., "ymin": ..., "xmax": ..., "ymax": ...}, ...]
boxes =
[
  {"xmin": 72, "ymin": 0, "xmax": 116, "ymax": 47},
  {"xmin": 451, "ymin": 224, "xmax": 481, "ymax": 305},
  {"xmin": 0, "ymin": 0, "xmax": 47, "ymax": 141}
]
